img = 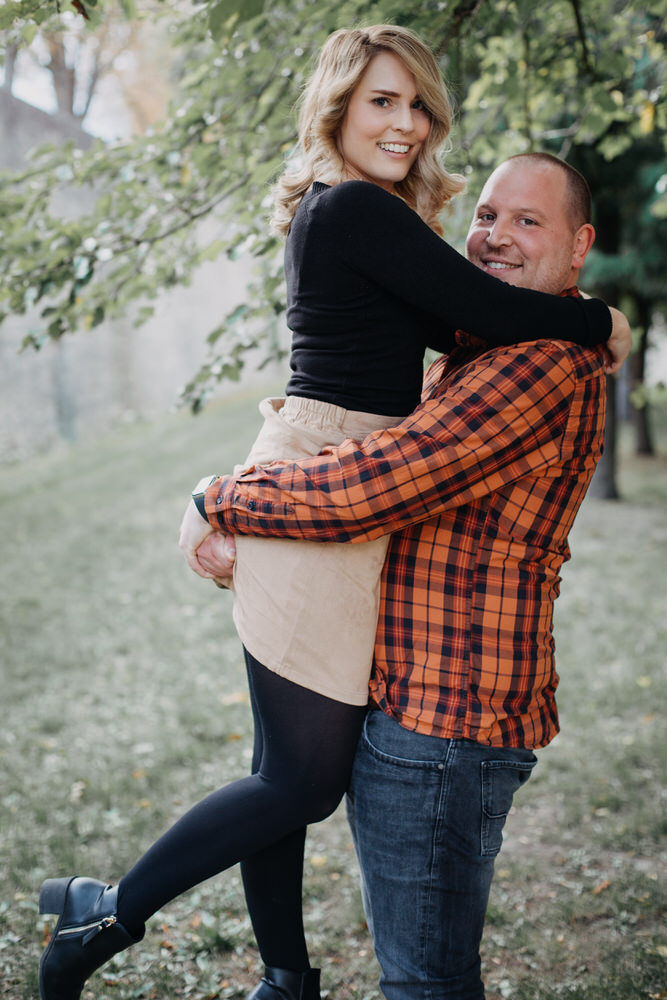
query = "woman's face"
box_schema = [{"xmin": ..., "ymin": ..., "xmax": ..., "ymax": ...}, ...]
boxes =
[{"xmin": 338, "ymin": 50, "xmax": 431, "ymax": 192}]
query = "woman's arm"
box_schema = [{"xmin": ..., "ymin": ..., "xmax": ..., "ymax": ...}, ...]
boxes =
[{"xmin": 322, "ymin": 182, "xmax": 620, "ymax": 352}]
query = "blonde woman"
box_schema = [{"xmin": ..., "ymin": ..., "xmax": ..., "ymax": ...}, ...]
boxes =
[{"xmin": 39, "ymin": 25, "xmax": 629, "ymax": 1000}]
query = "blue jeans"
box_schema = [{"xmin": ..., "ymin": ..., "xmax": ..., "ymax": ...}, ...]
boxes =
[{"xmin": 346, "ymin": 710, "xmax": 537, "ymax": 1000}]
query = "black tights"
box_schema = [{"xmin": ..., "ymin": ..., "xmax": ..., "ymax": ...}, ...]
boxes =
[{"xmin": 117, "ymin": 649, "xmax": 366, "ymax": 969}]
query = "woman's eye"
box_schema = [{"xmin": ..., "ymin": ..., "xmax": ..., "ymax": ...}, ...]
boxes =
[
  {"xmin": 412, "ymin": 99, "xmax": 427, "ymax": 112},
  {"xmin": 372, "ymin": 97, "xmax": 391, "ymax": 108}
]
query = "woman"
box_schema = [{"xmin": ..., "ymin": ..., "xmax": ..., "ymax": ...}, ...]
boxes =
[{"xmin": 39, "ymin": 25, "xmax": 630, "ymax": 1000}]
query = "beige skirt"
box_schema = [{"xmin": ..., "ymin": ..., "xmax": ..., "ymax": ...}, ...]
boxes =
[{"xmin": 226, "ymin": 396, "xmax": 402, "ymax": 705}]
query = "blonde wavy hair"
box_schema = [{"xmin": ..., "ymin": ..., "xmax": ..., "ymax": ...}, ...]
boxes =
[{"xmin": 272, "ymin": 24, "xmax": 465, "ymax": 236}]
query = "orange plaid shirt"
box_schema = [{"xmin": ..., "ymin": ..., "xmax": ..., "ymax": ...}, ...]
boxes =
[{"xmin": 205, "ymin": 296, "xmax": 606, "ymax": 748}]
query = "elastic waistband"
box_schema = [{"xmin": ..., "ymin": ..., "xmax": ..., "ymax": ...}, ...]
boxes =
[{"xmin": 281, "ymin": 395, "xmax": 401, "ymax": 434}]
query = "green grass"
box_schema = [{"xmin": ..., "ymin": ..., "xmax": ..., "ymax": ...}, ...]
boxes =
[{"xmin": 1, "ymin": 390, "xmax": 665, "ymax": 1000}]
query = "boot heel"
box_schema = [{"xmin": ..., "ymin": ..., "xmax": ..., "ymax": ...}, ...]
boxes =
[{"xmin": 39, "ymin": 877, "xmax": 75, "ymax": 915}]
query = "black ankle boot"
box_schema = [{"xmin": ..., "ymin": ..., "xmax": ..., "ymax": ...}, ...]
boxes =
[
  {"xmin": 246, "ymin": 966, "xmax": 321, "ymax": 1000},
  {"xmin": 39, "ymin": 876, "xmax": 143, "ymax": 1000}
]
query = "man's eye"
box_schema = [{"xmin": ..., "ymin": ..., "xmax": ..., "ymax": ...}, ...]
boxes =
[
  {"xmin": 519, "ymin": 217, "xmax": 538, "ymax": 226},
  {"xmin": 479, "ymin": 213, "xmax": 495, "ymax": 222}
]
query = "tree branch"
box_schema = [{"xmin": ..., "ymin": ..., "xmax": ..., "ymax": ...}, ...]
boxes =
[
  {"xmin": 569, "ymin": 0, "xmax": 599, "ymax": 81},
  {"xmin": 434, "ymin": 0, "xmax": 485, "ymax": 58}
]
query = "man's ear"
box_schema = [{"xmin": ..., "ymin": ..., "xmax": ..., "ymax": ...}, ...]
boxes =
[{"xmin": 572, "ymin": 223, "xmax": 596, "ymax": 271}]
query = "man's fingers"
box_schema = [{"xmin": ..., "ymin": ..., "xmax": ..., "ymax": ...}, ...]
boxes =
[
  {"xmin": 181, "ymin": 545, "xmax": 215, "ymax": 579},
  {"xmin": 197, "ymin": 532, "xmax": 236, "ymax": 576}
]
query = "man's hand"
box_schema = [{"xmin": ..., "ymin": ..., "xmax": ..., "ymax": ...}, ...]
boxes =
[
  {"xmin": 179, "ymin": 497, "xmax": 216, "ymax": 578},
  {"xmin": 604, "ymin": 307, "xmax": 632, "ymax": 376},
  {"xmin": 197, "ymin": 532, "xmax": 237, "ymax": 580}
]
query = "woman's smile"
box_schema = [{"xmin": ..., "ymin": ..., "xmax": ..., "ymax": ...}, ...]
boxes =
[{"xmin": 377, "ymin": 141, "xmax": 413, "ymax": 155}]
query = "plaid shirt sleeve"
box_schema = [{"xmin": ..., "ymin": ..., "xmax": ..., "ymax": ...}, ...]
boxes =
[{"xmin": 204, "ymin": 341, "xmax": 579, "ymax": 541}]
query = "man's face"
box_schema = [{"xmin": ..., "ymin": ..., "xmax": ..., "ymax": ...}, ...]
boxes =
[{"xmin": 466, "ymin": 160, "xmax": 583, "ymax": 294}]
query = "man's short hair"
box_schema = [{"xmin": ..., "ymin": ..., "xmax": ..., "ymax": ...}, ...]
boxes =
[{"xmin": 505, "ymin": 152, "xmax": 592, "ymax": 231}]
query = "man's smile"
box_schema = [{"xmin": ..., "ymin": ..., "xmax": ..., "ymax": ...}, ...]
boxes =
[{"xmin": 481, "ymin": 258, "xmax": 522, "ymax": 272}]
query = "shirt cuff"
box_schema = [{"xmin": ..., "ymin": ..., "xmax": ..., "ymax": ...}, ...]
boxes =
[
  {"xmin": 583, "ymin": 297, "xmax": 612, "ymax": 345},
  {"xmin": 204, "ymin": 475, "xmax": 235, "ymax": 529}
]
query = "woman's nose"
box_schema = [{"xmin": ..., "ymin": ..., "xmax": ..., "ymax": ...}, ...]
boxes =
[{"xmin": 392, "ymin": 101, "xmax": 415, "ymax": 132}]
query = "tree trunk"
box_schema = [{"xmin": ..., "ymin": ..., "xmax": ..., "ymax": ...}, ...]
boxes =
[
  {"xmin": 589, "ymin": 374, "xmax": 619, "ymax": 500},
  {"xmin": 47, "ymin": 36, "xmax": 77, "ymax": 117},
  {"xmin": 628, "ymin": 295, "xmax": 654, "ymax": 456},
  {"xmin": 571, "ymin": 155, "xmax": 623, "ymax": 499}
]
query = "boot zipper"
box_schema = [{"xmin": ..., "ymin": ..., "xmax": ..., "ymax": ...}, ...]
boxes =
[{"xmin": 57, "ymin": 915, "xmax": 117, "ymax": 942}]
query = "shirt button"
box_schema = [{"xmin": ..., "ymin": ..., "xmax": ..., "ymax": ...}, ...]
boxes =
[
  {"xmin": 248, "ymin": 500, "xmax": 256, "ymax": 510},
  {"xmin": 216, "ymin": 498, "xmax": 222, "ymax": 505}
]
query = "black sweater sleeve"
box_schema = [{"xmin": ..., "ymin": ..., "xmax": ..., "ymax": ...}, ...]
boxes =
[{"xmin": 319, "ymin": 181, "xmax": 611, "ymax": 347}]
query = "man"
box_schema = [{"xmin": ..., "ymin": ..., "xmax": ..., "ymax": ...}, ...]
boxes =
[{"xmin": 181, "ymin": 154, "xmax": 627, "ymax": 999}]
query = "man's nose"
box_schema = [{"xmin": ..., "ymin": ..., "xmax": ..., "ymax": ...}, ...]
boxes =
[{"xmin": 486, "ymin": 221, "xmax": 512, "ymax": 247}]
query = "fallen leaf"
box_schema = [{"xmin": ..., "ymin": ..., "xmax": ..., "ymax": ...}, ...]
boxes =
[
  {"xmin": 592, "ymin": 879, "xmax": 611, "ymax": 895},
  {"xmin": 220, "ymin": 691, "xmax": 249, "ymax": 705},
  {"xmin": 69, "ymin": 780, "xmax": 86, "ymax": 804}
]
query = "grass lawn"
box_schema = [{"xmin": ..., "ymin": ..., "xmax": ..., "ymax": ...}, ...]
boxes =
[{"xmin": 1, "ymin": 387, "xmax": 665, "ymax": 1000}]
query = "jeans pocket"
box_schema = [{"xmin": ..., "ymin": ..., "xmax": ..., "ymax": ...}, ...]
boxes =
[
  {"xmin": 480, "ymin": 757, "xmax": 537, "ymax": 857},
  {"xmin": 360, "ymin": 711, "xmax": 447, "ymax": 771}
]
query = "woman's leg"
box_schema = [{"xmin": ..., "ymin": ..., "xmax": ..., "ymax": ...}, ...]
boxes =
[
  {"xmin": 241, "ymin": 660, "xmax": 309, "ymax": 970},
  {"xmin": 116, "ymin": 650, "xmax": 366, "ymax": 934},
  {"xmin": 242, "ymin": 830, "xmax": 309, "ymax": 970}
]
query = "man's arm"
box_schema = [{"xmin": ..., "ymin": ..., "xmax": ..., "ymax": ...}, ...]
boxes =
[{"xmin": 204, "ymin": 342, "xmax": 580, "ymax": 543}]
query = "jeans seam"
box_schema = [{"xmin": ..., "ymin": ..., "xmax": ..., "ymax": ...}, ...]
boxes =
[{"xmin": 422, "ymin": 738, "xmax": 457, "ymax": 995}]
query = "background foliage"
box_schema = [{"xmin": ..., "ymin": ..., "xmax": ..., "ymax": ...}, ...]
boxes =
[{"xmin": 1, "ymin": 0, "xmax": 665, "ymax": 408}]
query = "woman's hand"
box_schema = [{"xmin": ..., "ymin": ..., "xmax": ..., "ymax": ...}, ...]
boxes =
[{"xmin": 604, "ymin": 307, "xmax": 633, "ymax": 376}]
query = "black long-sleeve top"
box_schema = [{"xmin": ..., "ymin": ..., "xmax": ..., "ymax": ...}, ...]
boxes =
[{"xmin": 284, "ymin": 181, "xmax": 610, "ymax": 416}]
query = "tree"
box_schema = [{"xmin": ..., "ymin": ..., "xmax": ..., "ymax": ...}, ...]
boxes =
[
  {"xmin": 2, "ymin": 0, "xmax": 666, "ymax": 450},
  {"xmin": 573, "ymin": 141, "xmax": 667, "ymax": 457},
  {"xmin": 18, "ymin": 11, "xmax": 163, "ymax": 127},
  {"xmin": 442, "ymin": 0, "xmax": 667, "ymax": 495}
]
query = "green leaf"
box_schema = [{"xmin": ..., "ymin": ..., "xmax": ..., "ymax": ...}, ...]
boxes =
[
  {"xmin": 209, "ymin": 0, "xmax": 265, "ymax": 39},
  {"xmin": 90, "ymin": 304, "xmax": 105, "ymax": 327}
]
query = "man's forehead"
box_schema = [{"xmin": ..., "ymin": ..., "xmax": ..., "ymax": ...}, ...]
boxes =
[{"xmin": 476, "ymin": 162, "xmax": 567, "ymax": 215}]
